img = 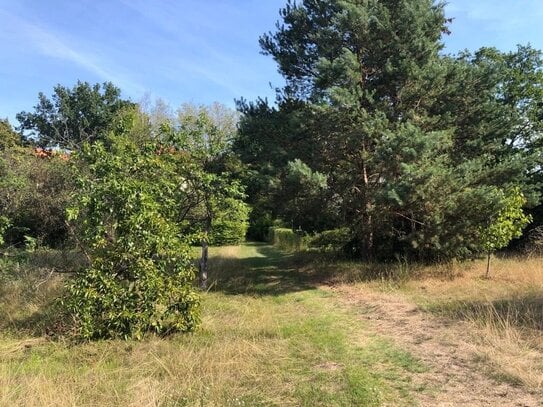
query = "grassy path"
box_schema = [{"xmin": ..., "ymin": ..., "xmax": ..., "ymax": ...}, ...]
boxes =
[
  {"xmin": 187, "ymin": 243, "xmax": 428, "ymax": 405},
  {"xmin": 1, "ymin": 244, "xmax": 425, "ymax": 406},
  {"xmin": 332, "ymin": 285, "xmax": 542, "ymax": 406}
]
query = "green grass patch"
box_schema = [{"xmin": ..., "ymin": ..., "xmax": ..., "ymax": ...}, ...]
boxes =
[{"xmin": 0, "ymin": 244, "xmax": 426, "ymax": 406}]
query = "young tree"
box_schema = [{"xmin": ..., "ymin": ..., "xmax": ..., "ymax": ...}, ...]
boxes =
[
  {"xmin": 164, "ymin": 103, "xmax": 249, "ymax": 288},
  {"xmin": 480, "ymin": 188, "xmax": 532, "ymax": 277}
]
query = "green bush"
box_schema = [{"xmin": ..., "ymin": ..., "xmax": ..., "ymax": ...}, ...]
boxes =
[
  {"xmin": 63, "ymin": 137, "xmax": 200, "ymax": 340},
  {"xmin": 0, "ymin": 216, "xmax": 10, "ymax": 246},
  {"xmin": 210, "ymin": 219, "xmax": 248, "ymax": 245},
  {"xmin": 247, "ymin": 211, "xmax": 273, "ymax": 242},
  {"xmin": 0, "ymin": 147, "xmax": 74, "ymax": 247},
  {"xmin": 268, "ymin": 227, "xmax": 308, "ymax": 252},
  {"xmin": 309, "ymin": 228, "xmax": 352, "ymax": 253},
  {"xmin": 209, "ymin": 197, "xmax": 250, "ymax": 245},
  {"xmin": 64, "ymin": 256, "xmax": 199, "ymax": 340}
]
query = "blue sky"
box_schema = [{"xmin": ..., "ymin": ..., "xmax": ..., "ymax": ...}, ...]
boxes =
[{"xmin": 1, "ymin": 0, "xmax": 542, "ymax": 125}]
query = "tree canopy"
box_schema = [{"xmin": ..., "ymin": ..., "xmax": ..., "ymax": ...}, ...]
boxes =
[
  {"xmin": 16, "ymin": 81, "xmax": 134, "ymax": 149},
  {"xmin": 0, "ymin": 119, "xmax": 21, "ymax": 150},
  {"xmin": 235, "ymin": 0, "xmax": 540, "ymax": 259}
]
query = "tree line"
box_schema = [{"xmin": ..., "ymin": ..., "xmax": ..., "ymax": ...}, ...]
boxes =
[{"xmin": 236, "ymin": 0, "xmax": 542, "ymax": 260}]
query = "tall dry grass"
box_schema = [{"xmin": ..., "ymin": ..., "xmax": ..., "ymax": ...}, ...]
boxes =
[
  {"xmin": 398, "ymin": 255, "xmax": 543, "ymax": 389},
  {"xmin": 301, "ymin": 252, "xmax": 543, "ymax": 390},
  {"xmin": 0, "ymin": 244, "xmax": 420, "ymax": 406}
]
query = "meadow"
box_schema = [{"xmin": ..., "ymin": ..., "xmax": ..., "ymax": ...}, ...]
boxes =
[{"xmin": 0, "ymin": 244, "xmax": 541, "ymax": 406}]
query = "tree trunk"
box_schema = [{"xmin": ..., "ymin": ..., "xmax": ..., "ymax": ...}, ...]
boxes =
[
  {"xmin": 199, "ymin": 238, "xmax": 209, "ymax": 290},
  {"xmin": 199, "ymin": 198, "xmax": 213, "ymax": 290},
  {"xmin": 485, "ymin": 251, "xmax": 491, "ymax": 278},
  {"xmin": 361, "ymin": 141, "xmax": 374, "ymax": 260},
  {"xmin": 366, "ymin": 214, "xmax": 374, "ymax": 259}
]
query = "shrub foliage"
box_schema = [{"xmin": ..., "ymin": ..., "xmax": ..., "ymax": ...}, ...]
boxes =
[
  {"xmin": 309, "ymin": 228, "xmax": 353, "ymax": 254},
  {"xmin": 63, "ymin": 137, "xmax": 200, "ymax": 340},
  {"xmin": 0, "ymin": 146, "xmax": 73, "ymax": 247},
  {"xmin": 268, "ymin": 227, "xmax": 307, "ymax": 252}
]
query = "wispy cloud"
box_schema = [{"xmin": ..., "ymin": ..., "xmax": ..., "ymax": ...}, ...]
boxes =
[
  {"xmin": 117, "ymin": 0, "xmax": 269, "ymax": 91},
  {"xmin": 448, "ymin": 0, "xmax": 543, "ymax": 30},
  {"xmin": 0, "ymin": 9, "xmax": 145, "ymax": 95}
]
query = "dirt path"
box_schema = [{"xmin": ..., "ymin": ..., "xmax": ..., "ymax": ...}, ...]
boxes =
[{"xmin": 329, "ymin": 285, "xmax": 542, "ymax": 407}]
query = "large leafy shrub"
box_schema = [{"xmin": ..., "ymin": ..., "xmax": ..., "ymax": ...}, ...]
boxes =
[{"xmin": 63, "ymin": 136, "xmax": 200, "ymax": 340}]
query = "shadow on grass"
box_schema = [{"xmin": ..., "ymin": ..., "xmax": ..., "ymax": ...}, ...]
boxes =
[
  {"xmin": 207, "ymin": 243, "xmax": 319, "ymax": 296},
  {"xmin": 205, "ymin": 243, "xmax": 439, "ymax": 296},
  {"xmin": 428, "ymin": 293, "xmax": 543, "ymax": 331},
  {"xmin": 0, "ymin": 271, "xmax": 65, "ymax": 337},
  {"xmin": 5, "ymin": 303, "xmax": 64, "ymax": 337}
]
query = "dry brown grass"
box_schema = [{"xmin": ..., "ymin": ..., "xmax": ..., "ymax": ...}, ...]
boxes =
[
  {"xmin": 403, "ymin": 255, "xmax": 542, "ymax": 300},
  {"xmin": 0, "ymin": 247, "xmax": 282, "ymax": 406},
  {"xmin": 6, "ymin": 244, "xmax": 539, "ymax": 404},
  {"xmin": 304, "ymin": 252, "xmax": 543, "ymax": 391},
  {"xmin": 0, "ymin": 266, "xmax": 65, "ymax": 336},
  {"xmin": 0, "ymin": 289, "xmax": 294, "ymax": 406},
  {"xmin": 0, "ymin": 245, "xmax": 422, "ymax": 406},
  {"xmin": 391, "ymin": 255, "xmax": 543, "ymax": 390}
]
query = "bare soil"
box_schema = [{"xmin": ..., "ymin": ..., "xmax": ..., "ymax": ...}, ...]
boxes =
[{"xmin": 330, "ymin": 285, "xmax": 543, "ymax": 407}]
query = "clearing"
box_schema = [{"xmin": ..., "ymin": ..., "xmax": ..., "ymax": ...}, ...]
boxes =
[{"xmin": 0, "ymin": 243, "xmax": 542, "ymax": 406}]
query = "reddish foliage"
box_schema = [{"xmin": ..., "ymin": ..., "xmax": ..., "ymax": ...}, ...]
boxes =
[{"xmin": 33, "ymin": 148, "xmax": 70, "ymax": 161}]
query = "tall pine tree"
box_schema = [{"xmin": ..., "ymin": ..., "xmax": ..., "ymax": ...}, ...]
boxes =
[{"xmin": 237, "ymin": 0, "xmax": 537, "ymax": 259}]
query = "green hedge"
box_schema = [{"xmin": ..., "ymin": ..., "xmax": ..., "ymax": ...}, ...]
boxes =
[
  {"xmin": 268, "ymin": 227, "xmax": 308, "ymax": 252},
  {"xmin": 309, "ymin": 227, "xmax": 352, "ymax": 253}
]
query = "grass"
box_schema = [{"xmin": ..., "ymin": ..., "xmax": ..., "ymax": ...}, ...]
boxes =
[
  {"xmin": 0, "ymin": 250, "xmax": 66, "ymax": 336},
  {"xmin": 3, "ymin": 244, "xmax": 540, "ymax": 403},
  {"xmin": 364, "ymin": 254, "xmax": 543, "ymax": 390},
  {"xmin": 261, "ymin": 250, "xmax": 543, "ymax": 391},
  {"xmin": 0, "ymin": 244, "xmax": 425, "ymax": 406}
]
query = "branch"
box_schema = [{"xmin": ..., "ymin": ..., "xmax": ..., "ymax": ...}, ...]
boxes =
[
  {"xmin": 64, "ymin": 220, "xmax": 92, "ymax": 266},
  {"xmin": 393, "ymin": 211, "xmax": 425, "ymax": 226}
]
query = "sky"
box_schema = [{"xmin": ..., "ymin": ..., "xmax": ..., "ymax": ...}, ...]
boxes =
[{"xmin": 1, "ymin": 0, "xmax": 543, "ymax": 125}]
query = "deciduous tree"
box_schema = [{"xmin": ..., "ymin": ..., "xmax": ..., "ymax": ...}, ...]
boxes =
[{"xmin": 17, "ymin": 81, "xmax": 133, "ymax": 149}]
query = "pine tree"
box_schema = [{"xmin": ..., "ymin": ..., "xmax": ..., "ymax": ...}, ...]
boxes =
[{"xmin": 237, "ymin": 0, "xmax": 537, "ymax": 259}]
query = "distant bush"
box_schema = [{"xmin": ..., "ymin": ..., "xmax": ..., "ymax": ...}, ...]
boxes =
[
  {"xmin": 210, "ymin": 220, "xmax": 248, "ymax": 246},
  {"xmin": 309, "ymin": 228, "xmax": 352, "ymax": 253},
  {"xmin": 209, "ymin": 197, "xmax": 250, "ymax": 246},
  {"xmin": 0, "ymin": 146, "xmax": 74, "ymax": 248},
  {"xmin": 247, "ymin": 211, "xmax": 274, "ymax": 242},
  {"xmin": 268, "ymin": 227, "xmax": 308, "ymax": 252}
]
